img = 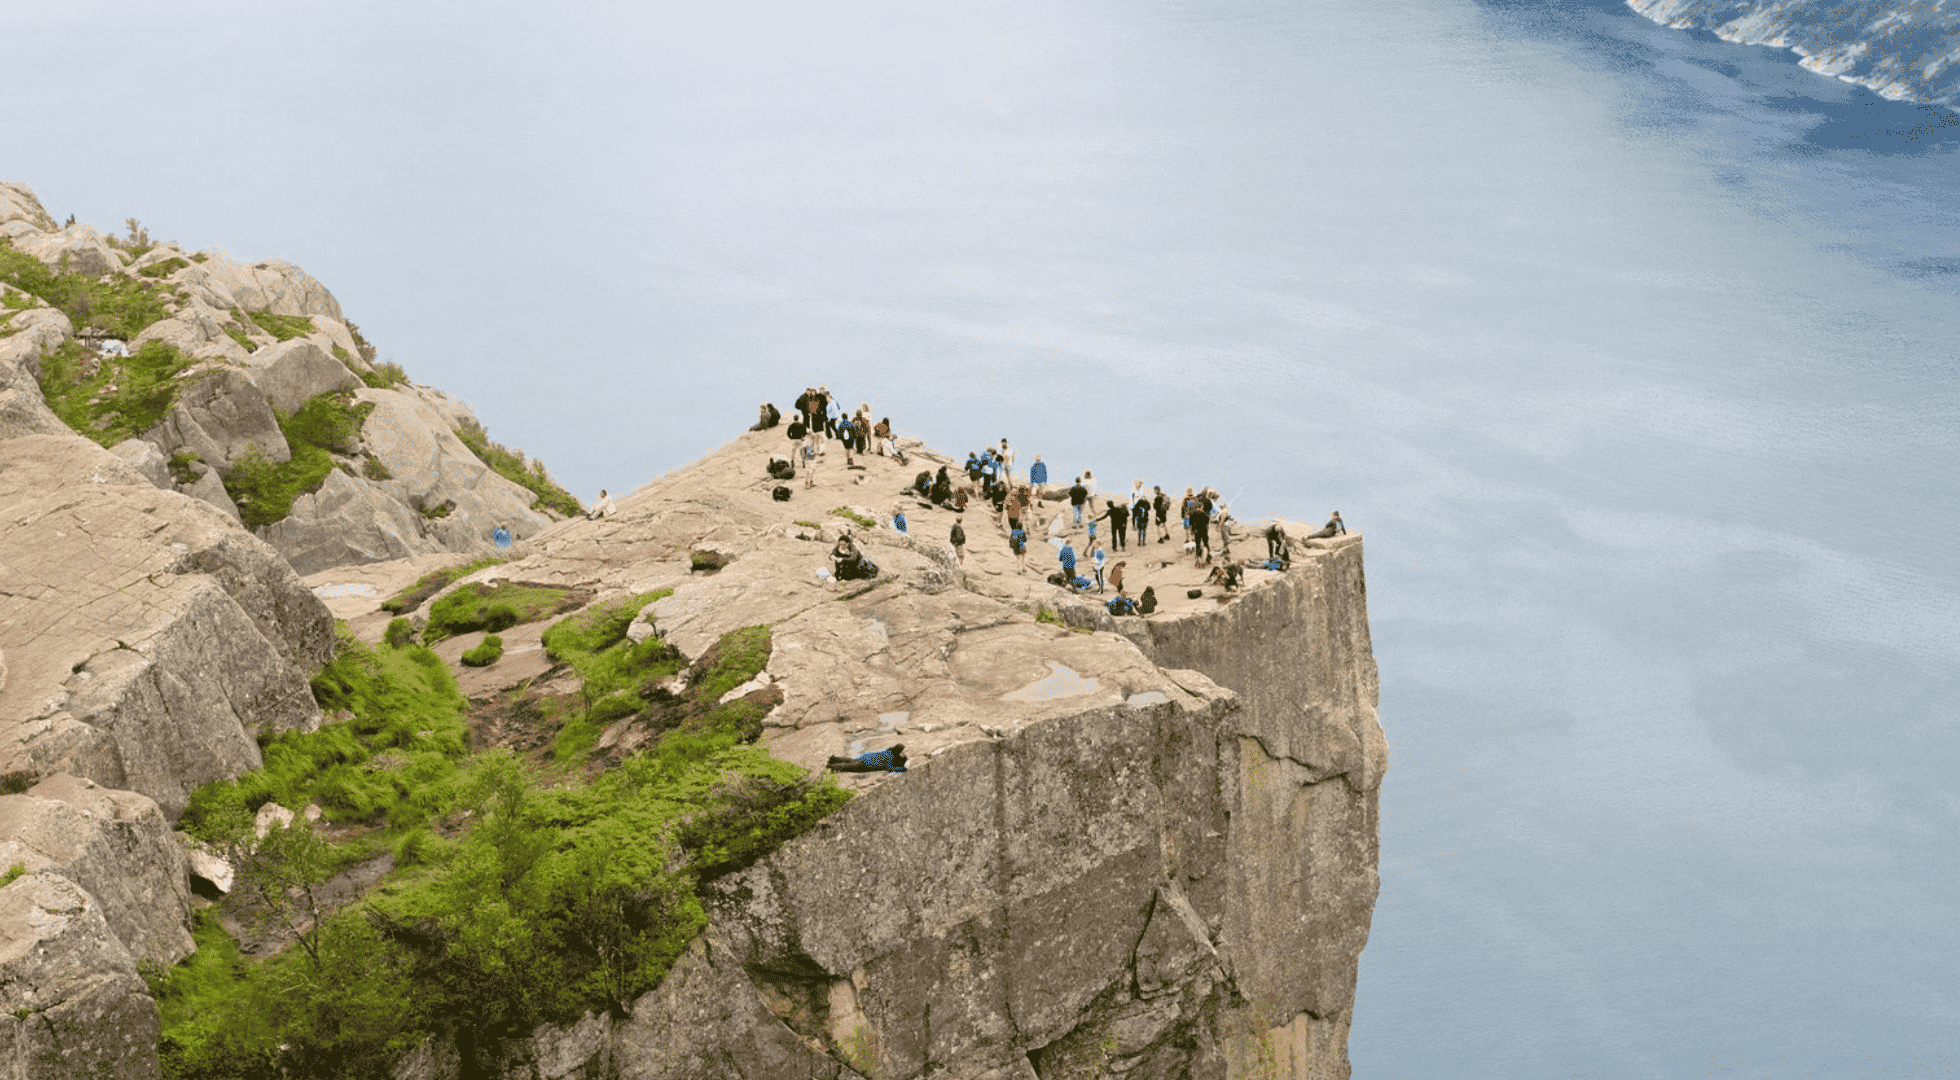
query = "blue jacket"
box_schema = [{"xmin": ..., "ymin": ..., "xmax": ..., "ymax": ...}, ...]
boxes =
[
  {"xmin": 1029, "ymin": 460, "xmax": 1048, "ymax": 485},
  {"xmin": 892, "ymin": 512, "xmax": 907, "ymax": 533},
  {"xmin": 856, "ymin": 748, "xmax": 907, "ymax": 772},
  {"xmin": 1059, "ymin": 544, "xmax": 1076, "ymax": 573}
]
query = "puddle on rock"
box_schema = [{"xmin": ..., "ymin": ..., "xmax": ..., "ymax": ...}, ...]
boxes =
[{"xmin": 1001, "ymin": 661, "xmax": 1100, "ymax": 703}]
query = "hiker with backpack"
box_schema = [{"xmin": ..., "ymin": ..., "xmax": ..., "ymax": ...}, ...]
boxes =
[{"xmin": 1107, "ymin": 591, "xmax": 1138, "ymax": 617}]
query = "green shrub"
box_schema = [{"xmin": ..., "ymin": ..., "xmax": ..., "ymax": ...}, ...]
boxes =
[
  {"xmin": 221, "ymin": 390, "xmax": 373, "ymax": 528},
  {"xmin": 0, "ymin": 238, "xmax": 172, "ymax": 338},
  {"xmin": 0, "ymin": 770, "xmax": 37, "ymax": 795},
  {"xmin": 380, "ymin": 557, "xmax": 505, "ymax": 615},
  {"xmin": 383, "ymin": 618, "xmax": 417, "ymax": 648},
  {"xmin": 361, "ymin": 361, "xmax": 408, "ymax": 389},
  {"xmin": 35, "ymin": 338, "xmax": 197, "ymax": 448},
  {"xmin": 242, "ymin": 311, "xmax": 316, "ymax": 341},
  {"xmin": 461, "ymin": 635, "xmax": 504, "ymax": 668},
  {"xmin": 453, "ymin": 424, "xmax": 580, "ymax": 518},
  {"xmin": 283, "ymin": 389, "xmax": 371, "ymax": 455},
  {"xmin": 138, "ymin": 256, "xmax": 190, "ymax": 279}
]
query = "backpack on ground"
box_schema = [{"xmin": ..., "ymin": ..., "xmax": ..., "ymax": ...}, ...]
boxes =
[
  {"xmin": 772, "ymin": 486, "xmax": 792, "ymax": 502},
  {"xmin": 1186, "ymin": 588, "xmax": 1202, "ymax": 599}
]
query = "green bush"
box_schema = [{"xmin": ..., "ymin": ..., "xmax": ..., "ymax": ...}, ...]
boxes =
[
  {"xmin": 0, "ymin": 770, "xmax": 37, "ymax": 795},
  {"xmin": 138, "ymin": 257, "xmax": 190, "ymax": 279},
  {"xmin": 361, "ymin": 361, "xmax": 408, "ymax": 389},
  {"xmin": 383, "ymin": 618, "xmax": 417, "ymax": 648},
  {"xmin": 453, "ymin": 424, "xmax": 580, "ymax": 518},
  {"xmin": 460, "ymin": 635, "xmax": 503, "ymax": 668},
  {"xmin": 221, "ymin": 390, "xmax": 373, "ymax": 528},
  {"xmin": 0, "ymin": 238, "xmax": 172, "ymax": 338},
  {"xmin": 36, "ymin": 338, "xmax": 197, "ymax": 448}
]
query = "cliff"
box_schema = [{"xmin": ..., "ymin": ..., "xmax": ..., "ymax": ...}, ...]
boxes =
[{"xmin": 0, "ymin": 182, "xmax": 1385, "ymax": 1080}]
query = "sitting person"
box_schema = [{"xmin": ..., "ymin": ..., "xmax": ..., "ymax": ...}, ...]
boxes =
[
  {"xmin": 929, "ymin": 466, "xmax": 952, "ymax": 505},
  {"xmin": 1206, "ymin": 562, "xmax": 1244, "ymax": 591},
  {"xmin": 586, "ymin": 489, "xmax": 616, "ymax": 519},
  {"xmin": 751, "ymin": 402, "xmax": 781, "ymax": 431},
  {"xmin": 832, "ymin": 534, "xmax": 878, "ymax": 581},
  {"xmin": 826, "ymin": 743, "xmax": 908, "ymax": 773},
  {"xmin": 1306, "ymin": 511, "xmax": 1346, "ymax": 539},
  {"xmin": 1138, "ymin": 585, "xmax": 1158, "ymax": 615},
  {"xmin": 1107, "ymin": 591, "xmax": 1138, "ymax": 616},
  {"xmin": 914, "ymin": 471, "xmax": 934, "ymax": 498}
]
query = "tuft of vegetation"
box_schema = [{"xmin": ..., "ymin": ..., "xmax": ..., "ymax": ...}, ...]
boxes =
[
  {"xmin": 138, "ymin": 257, "xmax": 190, "ymax": 279},
  {"xmin": 224, "ymin": 322, "xmax": 259, "ymax": 354},
  {"xmin": 222, "ymin": 390, "xmax": 374, "ymax": 529},
  {"xmin": 380, "ymin": 557, "xmax": 505, "ymax": 615},
  {"xmin": 452, "ymin": 423, "xmax": 580, "ymax": 518},
  {"xmin": 424, "ymin": 581, "xmax": 577, "ymax": 643},
  {"xmin": 1036, "ymin": 606, "xmax": 1063, "ymax": 627},
  {"xmin": 168, "ymin": 450, "xmax": 203, "ymax": 487},
  {"xmin": 105, "ymin": 217, "xmax": 154, "ymax": 259},
  {"xmin": 154, "ymin": 620, "xmax": 848, "ymax": 1080},
  {"xmin": 417, "ymin": 498, "xmax": 454, "ymax": 520},
  {"xmin": 360, "ymin": 361, "xmax": 408, "ymax": 390},
  {"xmin": 361, "ymin": 455, "xmax": 391, "ymax": 481},
  {"xmin": 0, "ymin": 770, "xmax": 38, "ymax": 795},
  {"xmin": 0, "ymin": 862, "xmax": 27, "ymax": 889},
  {"xmin": 0, "ymin": 237, "xmax": 173, "ymax": 338},
  {"xmin": 242, "ymin": 310, "xmax": 316, "ymax": 342},
  {"xmin": 460, "ymin": 635, "xmax": 504, "ymax": 667},
  {"xmin": 793, "ymin": 520, "xmax": 819, "ymax": 529},
  {"xmin": 689, "ymin": 550, "xmax": 730, "ymax": 573},
  {"xmin": 35, "ymin": 338, "xmax": 197, "ymax": 448},
  {"xmin": 829, "ymin": 507, "xmax": 876, "ymax": 529},
  {"xmin": 383, "ymin": 618, "xmax": 418, "ymax": 648}
]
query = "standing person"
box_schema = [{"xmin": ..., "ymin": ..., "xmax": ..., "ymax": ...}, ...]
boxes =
[
  {"xmin": 1215, "ymin": 499, "xmax": 1233, "ymax": 557},
  {"xmin": 1068, "ymin": 477, "xmax": 1089, "ymax": 527},
  {"xmin": 1086, "ymin": 517, "xmax": 1098, "ymax": 552},
  {"xmin": 998, "ymin": 439, "xmax": 1015, "ymax": 482},
  {"xmin": 835, "ymin": 413, "xmax": 856, "ymax": 466},
  {"xmin": 1092, "ymin": 547, "xmax": 1106, "ymax": 592},
  {"xmin": 950, "ymin": 516, "xmax": 966, "ymax": 563},
  {"xmin": 795, "ymin": 388, "xmax": 815, "ymax": 429},
  {"xmin": 1180, "ymin": 487, "xmax": 1197, "ymax": 546},
  {"xmin": 1108, "ymin": 560, "xmax": 1125, "ymax": 596},
  {"xmin": 1266, "ymin": 522, "xmax": 1288, "ymax": 560},
  {"xmin": 801, "ymin": 429, "xmax": 821, "ymax": 488},
  {"xmin": 1058, "ymin": 539, "xmax": 1077, "ymax": 586},
  {"xmin": 1102, "ymin": 497, "xmax": 1129, "ymax": 551},
  {"xmin": 1133, "ymin": 490, "xmax": 1152, "ymax": 547},
  {"xmin": 1153, "ymin": 487, "xmax": 1170, "ymax": 544},
  {"xmin": 1190, "ymin": 490, "xmax": 1212, "ymax": 565},
  {"xmin": 492, "ymin": 523, "xmax": 512, "ymax": 551},
  {"xmin": 1010, "ymin": 525, "xmax": 1027, "ymax": 571},
  {"xmin": 1029, "ymin": 455, "xmax": 1048, "ymax": 488},
  {"xmin": 966, "ymin": 451, "xmax": 983, "ymax": 483},
  {"xmin": 854, "ymin": 406, "xmax": 873, "ymax": 455}
]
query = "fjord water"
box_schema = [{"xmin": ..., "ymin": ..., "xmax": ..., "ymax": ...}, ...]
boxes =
[{"xmin": 11, "ymin": 0, "xmax": 1959, "ymax": 1075}]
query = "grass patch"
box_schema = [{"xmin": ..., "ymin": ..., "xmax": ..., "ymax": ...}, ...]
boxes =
[
  {"xmin": 453, "ymin": 423, "xmax": 580, "ymax": 518},
  {"xmin": 362, "ymin": 455, "xmax": 391, "ymax": 481},
  {"xmin": 360, "ymin": 361, "xmax": 408, "ymax": 389},
  {"xmin": 35, "ymin": 338, "xmax": 197, "ymax": 447},
  {"xmin": 154, "ymin": 620, "xmax": 847, "ymax": 1079},
  {"xmin": 138, "ymin": 256, "xmax": 190, "ymax": 279},
  {"xmin": 221, "ymin": 390, "xmax": 373, "ymax": 529},
  {"xmin": 793, "ymin": 520, "xmax": 819, "ymax": 529},
  {"xmin": 424, "ymin": 581, "xmax": 580, "ymax": 643},
  {"xmin": 383, "ymin": 618, "xmax": 417, "ymax": 648},
  {"xmin": 224, "ymin": 322, "xmax": 258, "ymax": 353},
  {"xmin": 689, "ymin": 550, "xmax": 729, "ymax": 573},
  {"xmin": 829, "ymin": 507, "xmax": 876, "ymax": 529},
  {"xmin": 243, "ymin": 310, "xmax": 316, "ymax": 341},
  {"xmin": 0, "ymin": 770, "xmax": 37, "ymax": 795},
  {"xmin": 380, "ymin": 557, "xmax": 505, "ymax": 615},
  {"xmin": 168, "ymin": 450, "xmax": 202, "ymax": 486},
  {"xmin": 0, "ymin": 862, "xmax": 25, "ymax": 889},
  {"xmin": 460, "ymin": 635, "xmax": 503, "ymax": 667},
  {"xmin": 0, "ymin": 237, "xmax": 172, "ymax": 338}
]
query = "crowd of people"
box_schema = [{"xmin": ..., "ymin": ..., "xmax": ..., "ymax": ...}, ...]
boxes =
[{"xmin": 748, "ymin": 390, "xmax": 1350, "ymax": 616}]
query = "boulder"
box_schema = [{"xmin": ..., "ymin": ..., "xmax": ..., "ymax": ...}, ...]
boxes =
[
  {"xmin": 180, "ymin": 468, "xmax": 241, "ymax": 521},
  {"xmin": 0, "ymin": 304, "xmax": 70, "ymax": 440},
  {"xmin": 147, "ymin": 367, "xmax": 291, "ymax": 468},
  {"xmin": 0, "ymin": 871, "xmax": 161, "ymax": 1080},
  {"xmin": 0, "ymin": 433, "xmax": 332, "ymax": 818},
  {"xmin": 193, "ymin": 250, "xmax": 345, "ymax": 320},
  {"xmin": 0, "ymin": 182, "xmax": 58, "ymax": 231},
  {"xmin": 257, "ymin": 467, "xmax": 432, "ymax": 577},
  {"xmin": 0, "ymin": 774, "xmax": 193, "ymax": 965},
  {"xmin": 130, "ymin": 296, "xmax": 254, "ymax": 364},
  {"xmin": 247, "ymin": 338, "xmax": 361, "ymax": 413},
  {"xmin": 357, "ymin": 386, "xmax": 549, "ymax": 539},
  {"xmin": 12, "ymin": 222, "xmax": 122, "ymax": 278},
  {"xmin": 108, "ymin": 438, "xmax": 170, "ymax": 489}
]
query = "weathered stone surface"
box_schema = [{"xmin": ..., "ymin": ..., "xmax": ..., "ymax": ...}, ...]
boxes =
[
  {"xmin": 0, "ymin": 182, "xmax": 59, "ymax": 231},
  {"xmin": 131, "ymin": 296, "xmax": 255, "ymax": 364},
  {"xmin": 258, "ymin": 467, "xmax": 432, "ymax": 576},
  {"xmin": 0, "ymin": 432, "xmax": 331, "ymax": 818},
  {"xmin": 12, "ymin": 222, "xmax": 121, "ymax": 278},
  {"xmin": 248, "ymin": 338, "xmax": 361, "ymax": 414},
  {"xmin": 357, "ymin": 385, "xmax": 549, "ymax": 545},
  {"xmin": 193, "ymin": 250, "xmax": 346, "ymax": 320},
  {"xmin": 0, "ymin": 773, "xmax": 193, "ymax": 964},
  {"xmin": 0, "ymin": 871, "xmax": 161, "ymax": 1080},
  {"xmin": 0, "ymin": 302, "xmax": 70, "ymax": 439},
  {"xmin": 180, "ymin": 467, "xmax": 242, "ymax": 520},
  {"xmin": 147, "ymin": 366, "xmax": 291, "ymax": 468},
  {"xmin": 108, "ymin": 437, "xmax": 170, "ymax": 488}
]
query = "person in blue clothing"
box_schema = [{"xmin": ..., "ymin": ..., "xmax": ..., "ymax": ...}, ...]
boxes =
[
  {"xmin": 1107, "ymin": 590, "xmax": 1138, "ymax": 617},
  {"xmin": 492, "ymin": 523, "xmax": 512, "ymax": 551},
  {"xmin": 1092, "ymin": 547, "xmax": 1106, "ymax": 592},
  {"xmin": 1010, "ymin": 526, "xmax": 1027, "ymax": 570},
  {"xmin": 826, "ymin": 744, "xmax": 907, "ymax": 773},
  {"xmin": 891, "ymin": 505, "xmax": 908, "ymax": 533},
  {"xmin": 1029, "ymin": 456, "xmax": 1048, "ymax": 488},
  {"xmin": 1058, "ymin": 540, "xmax": 1077, "ymax": 585}
]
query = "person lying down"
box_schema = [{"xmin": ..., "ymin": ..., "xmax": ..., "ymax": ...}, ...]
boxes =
[{"xmin": 825, "ymin": 744, "xmax": 908, "ymax": 773}]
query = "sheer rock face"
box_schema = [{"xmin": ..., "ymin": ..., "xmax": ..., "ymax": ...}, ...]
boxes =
[
  {"xmin": 0, "ymin": 433, "xmax": 332, "ymax": 819},
  {"xmin": 0, "ymin": 871, "xmax": 161, "ymax": 1080}
]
